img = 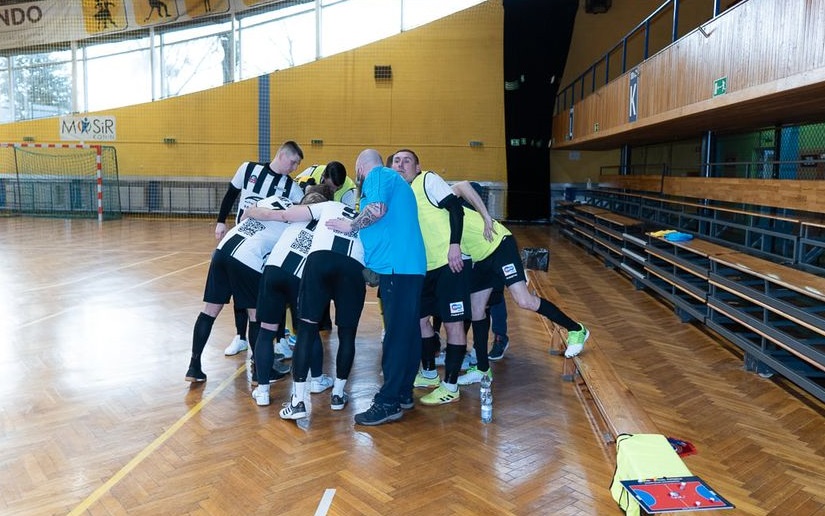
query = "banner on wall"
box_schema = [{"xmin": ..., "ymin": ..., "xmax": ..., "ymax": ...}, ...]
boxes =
[
  {"xmin": 0, "ymin": 0, "xmax": 286, "ymax": 51},
  {"xmin": 59, "ymin": 115, "xmax": 117, "ymax": 141}
]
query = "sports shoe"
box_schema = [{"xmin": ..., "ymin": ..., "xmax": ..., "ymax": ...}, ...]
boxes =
[
  {"xmin": 434, "ymin": 350, "xmax": 446, "ymax": 367},
  {"xmin": 331, "ymin": 392, "xmax": 349, "ymax": 410},
  {"xmin": 310, "ymin": 374, "xmax": 334, "ymax": 393},
  {"xmin": 565, "ymin": 323, "xmax": 590, "ymax": 358},
  {"xmin": 457, "ymin": 365, "xmax": 493, "ymax": 386},
  {"xmin": 354, "ymin": 403, "xmax": 403, "ymax": 426},
  {"xmin": 185, "ymin": 366, "xmax": 206, "ymax": 383},
  {"xmin": 413, "ymin": 371, "xmax": 441, "ymax": 389},
  {"xmin": 400, "ymin": 396, "xmax": 415, "ymax": 410},
  {"xmin": 488, "ymin": 335, "xmax": 510, "ymax": 361},
  {"xmin": 288, "ymin": 334, "xmax": 297, "ymax": 346},
  {"xmin": 420, "ymin": 384, "xmax": 460, "ymax": 405},
  {"xmin": 460, "ymin": 348, "xmax": 477, "ymax": 371},
  {"xmin": 279, "ymin": 400, "xmax": 307, "ymax": 420},
  {"xmin": 224, "ymin": 336, "xmax": 248, "ymax": 356},
  {"xmin": 251, "ymin": 386, "xmax": 270, "ymax": 406},
  {"xmin": 274, "ymin": 338, "xmax": 293, "ymax": 359}
]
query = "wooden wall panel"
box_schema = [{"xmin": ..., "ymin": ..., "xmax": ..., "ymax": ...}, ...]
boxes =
[
  {"xmin": 553, "ymin": 0, "xmax": 825, "ymax": 151},
  {"xmin": 597, "ymin": 174, "xmax": 662, "ymax": 193},
  {"xmin": 598, "ymin": 174, "xmax": 825, "ymax": 213}
]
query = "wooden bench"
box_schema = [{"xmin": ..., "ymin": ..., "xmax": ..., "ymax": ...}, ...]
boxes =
[
  {"xmin": 527, "ymin": 270, "xmax": 660, "ymax": 441},
  {"xmin": 526, "ymin": 272, "xmax": 700, "ymax": 515}
]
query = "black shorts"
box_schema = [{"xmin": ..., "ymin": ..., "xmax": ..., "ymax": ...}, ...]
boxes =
[
  {"xmin": 298, "ymin": 250, "xmax": 366, "ymax": 328},
  {"xmin": 257, "ymin": 265, "xmax": 299, "ymax": 325},
  {"xmin": 420, "ymin": 260, "xmax": 471, "ymax": 322},
  {"xmin": 203, "ymin": 249, "xmax": 261, "ymax": 309},
  {"xmin": 470, "ymin": 236, "xmax": 526, "ymax": 294}
]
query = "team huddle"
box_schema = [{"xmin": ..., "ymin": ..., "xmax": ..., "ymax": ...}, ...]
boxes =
[{"xmin": 185, "ymin": 141, "xmax": 589, "ymax": 427}]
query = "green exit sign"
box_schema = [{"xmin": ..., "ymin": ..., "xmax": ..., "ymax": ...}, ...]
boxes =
[{"xmin": 713, "ymin": 76, "xmax": 728, "ymax": 97}]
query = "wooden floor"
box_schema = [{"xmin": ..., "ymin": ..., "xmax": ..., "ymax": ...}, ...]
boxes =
[{"xmin": 2, "ymin": 216, "xmax": 824, "ymax": 515}]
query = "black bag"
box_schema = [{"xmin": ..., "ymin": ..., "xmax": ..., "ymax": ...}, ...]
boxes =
[{"xmin": 521, "ymin": 247, "xmax": 549, "ymax": 271}]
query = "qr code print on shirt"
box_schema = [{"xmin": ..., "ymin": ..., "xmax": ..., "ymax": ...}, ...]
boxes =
[
  {"xmin": 238, "ymin": 218, "xmax": 266, "ymax": 237},
  {"xmin": 290, "ymin": 230, "xmax": 313, "ymax": 254}
]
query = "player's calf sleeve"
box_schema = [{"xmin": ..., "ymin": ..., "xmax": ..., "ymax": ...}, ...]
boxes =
[
  {"xmin": 293, "ymin": 320, "xmax": 319, "ymax": 382},
  {"xmin": 247, "ymin": 320, "xmax": 260, "ymax": 354},
  {"xmin": 537, "ymin": 298, "xmax": 578, "ymax": 330},
  {"xmin": 335, "ymin": 327, "xmax": 357, "ymax": 380},
  {"xmin": 233, "ymin": 306, "xmax": 248, "ymax": 339},
  {"xmin": 309, "ymin": 334, "xmax": 324, "ymax": 377},
  {"xmin": 255, "ymin": 328, "xmax": 276, "ymax": 372}
]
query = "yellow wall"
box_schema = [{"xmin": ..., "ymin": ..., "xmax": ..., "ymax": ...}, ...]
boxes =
[{"xmin": 0, "ymin": 1, "xmax": 505, "ymax": 182}]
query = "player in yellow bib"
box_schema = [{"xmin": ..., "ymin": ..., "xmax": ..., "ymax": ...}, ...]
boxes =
[
  {"xmin": 296, "ymin": 162, "xmax": 357, "ymax": 208},
  {"xmin": 456, "ymin": 200, "xmax": 591, "ymax": 387}
]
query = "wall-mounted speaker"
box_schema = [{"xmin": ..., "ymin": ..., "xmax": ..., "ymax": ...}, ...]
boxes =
[
  {"xmin": 374, "ymin": 65, "xmax": 392, "ymax": 81},
  {"xmin": 585, "ymin": 0, "xmax": 612, "ymax": 14}
]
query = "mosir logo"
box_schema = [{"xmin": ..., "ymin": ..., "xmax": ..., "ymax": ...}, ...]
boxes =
[{"xmin": 60, "ymin": 116, "xmax": 116, "ymax": 141}]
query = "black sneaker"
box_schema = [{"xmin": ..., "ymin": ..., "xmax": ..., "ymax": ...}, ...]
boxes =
[
  {"xmin": 185, "ymin": 366, "xmax": 206, "ymax": 382},
  {"xmin": 279, "ymin": 400, "xmax": 307, "ymax": 420},
  {"xmin": 354, "ymin": 403, "xmax": 403, "ymax": 426},
  {"xmin": 400, "ymin": 397, "xmax": 415, "ymax": 410},
  {"xmin": 331, "ymin": 392, "xmax": 349, "ymax": 411},
  {"xmin": 488, "ymin": 335, "xmax": 510, "ymax": 361}
]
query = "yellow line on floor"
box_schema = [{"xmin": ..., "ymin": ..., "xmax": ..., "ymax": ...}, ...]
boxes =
[{"xmin": 68, "ymin": 365, "xmax": 246, "ymax": 515}]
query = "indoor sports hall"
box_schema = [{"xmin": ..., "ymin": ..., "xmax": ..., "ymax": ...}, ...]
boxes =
[{"xmin": 2, "ymin": 0, "xmax": 824, "ymax": 514}]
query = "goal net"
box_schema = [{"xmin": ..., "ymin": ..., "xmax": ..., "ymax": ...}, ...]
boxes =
[{"xmin": 0, "ymin": 143, "xmax": 122, "ymax": 221}]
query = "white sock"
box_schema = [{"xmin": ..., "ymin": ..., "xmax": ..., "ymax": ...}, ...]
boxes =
[
  {"xmin": 257, "ymin": 383, "xmax": 270, "ymax": 393},
  {"xmin": 293, "ymin": 381, "xmax": 307, "ymax": 404},
  {"xmin": 333, "ymin": 378, "xmax": 347, "ymax": 397},
  {"xmin": 422, "ymin": 369, "xmax": 438, "ymax": 379},
  {"xmin": 443, "ymin": 382, "xmax": 457, "ymax": 392}
]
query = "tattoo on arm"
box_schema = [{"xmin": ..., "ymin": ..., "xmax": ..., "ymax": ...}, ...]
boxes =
[{"xmin": 352, "ymin": 202, "xmax": 387, "ymax": 230}]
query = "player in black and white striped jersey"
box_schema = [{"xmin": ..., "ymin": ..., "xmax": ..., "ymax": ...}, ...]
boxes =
[
  {"xmin": 214, "ymin": 140, "xmax": 305, "ymax": 358},
  {"xmin": 185, "ymin": 195, "xmax": 294, "ymax": 384},
  {"xmin": 243, "ymin": 192, "xmax": 367, "ymax": 420},
  {"xmin": 247, "ymin": 185, "xmax": 335, "ymax": 407}
]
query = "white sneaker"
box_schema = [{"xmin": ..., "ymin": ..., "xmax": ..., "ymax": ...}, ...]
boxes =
[
  {"xmin": 310, "ymin": 374, "xmax": 334, "ymax": 394},
  {"xmin": 251, "ymin": 386, "xmax": 270, "ymax": 406},
  {"xmin": 460, "ymin": 348, "xmax": 477, "ymax": 371},
  {"xmin": 274, "ymin": 338, "xmax": 293, "ymax": 359},
  {"xmin": 457, "ymin": 366, "xmax": 492, "ymax": 386},
  {"xmin": 224, "ymin": 336, "xmax": 248, "ymax": 356}
]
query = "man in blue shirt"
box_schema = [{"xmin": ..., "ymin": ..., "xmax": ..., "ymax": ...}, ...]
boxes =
[{"xmin": 327, "ymin": 149, "xmax": 426, "ymax": 425}]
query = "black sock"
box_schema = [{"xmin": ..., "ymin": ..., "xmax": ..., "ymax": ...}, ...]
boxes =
[
  {"xmin": 444, "ymin": 344, "xmax": 465, "ymax": 384},
  {"xmin": 537, "ymin": 298, "xmax": 578, "ymax": 331},
  {"xmin": 191, "ymin": 312, "xmax": 216, "ymax": 367},
  {"xmin": 472, "ymin": 318, "xmax": 491, "ymax": 372},
  {"xmin": 421, "ymin": 335, "xmax": 440, "ymax": 371}
]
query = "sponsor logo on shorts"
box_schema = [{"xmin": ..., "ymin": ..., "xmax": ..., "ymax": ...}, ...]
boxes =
[
  {"xmin": 449, "ymin": 301, "xmax": 465, "ymax": 316},
  {"xmin": 502, "ymin": 263, "xmax": 517, "ymax": 278}
]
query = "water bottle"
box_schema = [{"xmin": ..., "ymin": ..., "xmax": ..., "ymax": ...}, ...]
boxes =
[{"xmin": 480, "ymin": 374, "xmax": 493, "ymax": 423}]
